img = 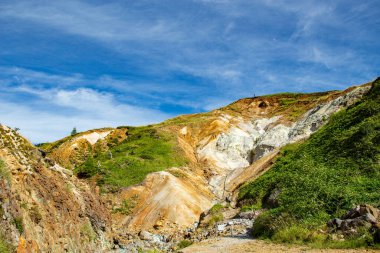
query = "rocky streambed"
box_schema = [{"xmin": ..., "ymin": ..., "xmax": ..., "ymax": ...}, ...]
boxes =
[{"xmin": 110, "ymin": 209, "xmax": 260, "ymax": 252}]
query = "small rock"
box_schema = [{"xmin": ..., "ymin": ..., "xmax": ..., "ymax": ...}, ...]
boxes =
[
  {"xmin": 139, "ymin": 230, "xmax": 154, "ymax": 241},
  {"xmin": 263, "ymin": 189, "xmax": 281, "ymax": 208},
  {"xmin": 217, "ymin": 224, "xmax": 226, "ymax": 231},
  {"xmin": 153, "ymin": 220, "xmax": 163, "ymax": 230},
  {"xmin": 327, "ymin": 218, "xmax": 342, "ymax": 230}
]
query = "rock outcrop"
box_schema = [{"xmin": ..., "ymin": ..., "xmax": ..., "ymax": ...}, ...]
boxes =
[
  {"xmin": 196, "ymin": 85, "xmax": 371, "ymax": 199},
  {"xmin": 328, "ymin": 204, "xmax": 380, "ymax": 237},
  {"xmin": 0, "ymin": 125, "xmax": 111, "ymax": 252}
]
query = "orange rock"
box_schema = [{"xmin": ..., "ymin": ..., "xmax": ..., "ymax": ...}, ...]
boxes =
[{"xmin": 16, "ymin": 236, "xmax": 40, "ymax": 253}]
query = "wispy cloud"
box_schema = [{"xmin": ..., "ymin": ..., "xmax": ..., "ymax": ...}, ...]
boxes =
[
  {"xmin": 0, "ymin": 1, "xmax": 182, "ymax": 42},
  {"xmin": 0, "ymin": 0, "xmax": 379, "ymax": 142}
]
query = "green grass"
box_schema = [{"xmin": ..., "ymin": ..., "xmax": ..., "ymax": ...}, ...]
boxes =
[
  {"xmin": 0, "ymin": 235, "xmax": 13, "ymax": 253},
  {"xmin": 177, "ymin": 239, "xmax": 193, "ymax": 249},
  {"xmin": 0, "ymin": 159, "xmax": 10, "ymax": 182},
  {"xmin": 80, "ymin": 222, "xmax": 97, "ymax": 242},
  {"xmin": 113, "ymin": 196, "xmax": 138, "ymax": 215},
  {"xmin": 209, "ymin": 203, "xmax": 223, "ymax": 214},
  {"xmin": 239, "ymin": 79, "xmax": 380, "ymax": 247},
  {"xmin": 207, "ymin": 203, "xmax": 224, "ymax": 227},
  {"xmin": 75, "ymin": 126, "xmax": 187, "ymax": 189}
]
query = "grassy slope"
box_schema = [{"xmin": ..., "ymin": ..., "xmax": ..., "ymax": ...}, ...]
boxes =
[
  {"xmin": 238, "ymin": 79, "xmax": 380, "ymax": 247},
  {"xmin": 75, "ymin": 126, "xmax": 187, "ymax": 189},
  {"xmin": 0, "ymin": 160, "xmax": 12, "ymax": 252}
]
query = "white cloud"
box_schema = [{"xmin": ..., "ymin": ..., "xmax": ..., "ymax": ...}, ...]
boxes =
[
  {"xmin": 0, "ymin": 77, "xmax": 173, "ymax": 143},
  {"xmin": 0, "ymin": 88, "xmax": 171, "ymax": 143},
  {"xmin": 0, "ymin": 1, "xmax": 182, "ymax": 43}
]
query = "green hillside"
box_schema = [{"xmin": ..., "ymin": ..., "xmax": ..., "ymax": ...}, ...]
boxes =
[
  {"xmin": 75, "ymin": 126, "xmax": 187, "ymax": 190},
  {"xmin": 238, "ymin": 78, "xmax": 380, "ymax": 247}
]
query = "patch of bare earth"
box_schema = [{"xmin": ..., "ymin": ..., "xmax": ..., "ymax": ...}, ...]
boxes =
[{"xmin": 180, "ymin": 237, "xmax": 379, "ymax": 253}]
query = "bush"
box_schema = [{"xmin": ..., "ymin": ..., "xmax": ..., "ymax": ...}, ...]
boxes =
[
  {"xmin": 13, "ymin": 217, "xmax": 23, "ymax": 234},
  {"xmin": 177, "ymin": 240, "xmax": 193, "ymax": 249},
  {"xmin": 80, "ymin": 222, "xmax": 96, "ymax": 242},
  {"xmin": 207, "ymin": 203, "xmax": 224, "ymax": 227}
]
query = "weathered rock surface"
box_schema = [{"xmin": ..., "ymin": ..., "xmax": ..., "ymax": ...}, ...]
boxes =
[
  {"xmin": 0, "ymin": 125, "xmax": 111, "ymax": 252},
  {"xmin": 197, "ymin": 85, "xmax": 371, "ymax": 199},
  {"xmin": 121, "ymin": 171, "xmax": 213, "ymax": 232}
]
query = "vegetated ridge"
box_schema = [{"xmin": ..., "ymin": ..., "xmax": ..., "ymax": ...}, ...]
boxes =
[{"xmin": 239, "ymin": 78, "xmax": 380, "ymax": 248}]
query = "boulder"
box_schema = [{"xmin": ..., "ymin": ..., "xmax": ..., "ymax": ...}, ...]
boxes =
[
  {"xmin": 238, "ymin": 210, "xmax": 261, "ymax": 220},
  {"xmin": 373, "ymin": 222, "xmax": 380, "ymax": 243},
  {"xmin": 342, "ymin": 204, "xmax": 379, "ymax": 220},
  {"xmin": 139, "ymin": 230, "xmax": 154, "ymax": 241},
  {"xmin": 328, "ymin": 205, "xmax": 380, "ymax": 236},
  {"xmin": 327, "ymin": 218, "xmax": 343, "ymax": 230},
  {"xmin": 263, "ymin": 189, "xmax": 281, "ymax": 208}
]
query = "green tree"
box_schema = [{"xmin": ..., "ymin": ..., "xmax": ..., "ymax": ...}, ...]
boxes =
[{"xmin": 71, "ymin": 127, "xmax": 77, "ymax": 136}]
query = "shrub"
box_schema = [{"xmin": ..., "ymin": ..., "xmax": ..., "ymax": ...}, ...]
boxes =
[
  {"xmin": 177, "ymin": 240, "xmax": 193, "ymax": 249},
  {"xmin": 208, "ymin": 213, "xmax": 223, "ymax": 227},
  {"xmin": 272, "ymin": 226, "xmax": 312, "ymax": 243},
  {"xmin": 209, "ymin": 203, "xmax": 223, "ymax": 214},
  {"xmin": 80, "ymin": 222, "xmax": 96, "ymax": 242},
  {"xmin": 29, "ymin": 206, "xmax": 42, "ymax": 224},
  {"xmin": 13, "ymin": 217, "xmax": 23, "ymax": 234}
]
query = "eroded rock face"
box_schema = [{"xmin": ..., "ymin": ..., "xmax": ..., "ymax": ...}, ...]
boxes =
[
  {"xmin": 0, "ymin": 125, "xmax": 111, "ymax": 252},
  {"xmin": 121, "ymin": 171, "xmax": 213, "ymax": 233},
  {"xmin": 196, "ymin": 86, "xmax": 371, "ymax": 199},
  {"xmin": 199, "ymin": 86, "xmax": 370, "ymax": 171}
]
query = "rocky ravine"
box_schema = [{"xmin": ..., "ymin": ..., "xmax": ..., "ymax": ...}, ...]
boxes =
[{"xmin": 0, "ymin": 82, "xmax": 372, "ymax": 252}]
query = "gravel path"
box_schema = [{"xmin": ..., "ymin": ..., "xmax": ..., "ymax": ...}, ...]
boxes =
[{"xmin": 180, "ymin": 237, "xmax": 379, "ymax": 253}]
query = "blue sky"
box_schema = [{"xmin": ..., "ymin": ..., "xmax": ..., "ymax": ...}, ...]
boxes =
[{"xmin": 0, "ymin": 0, "xmax": 379, "ymax": 143}]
